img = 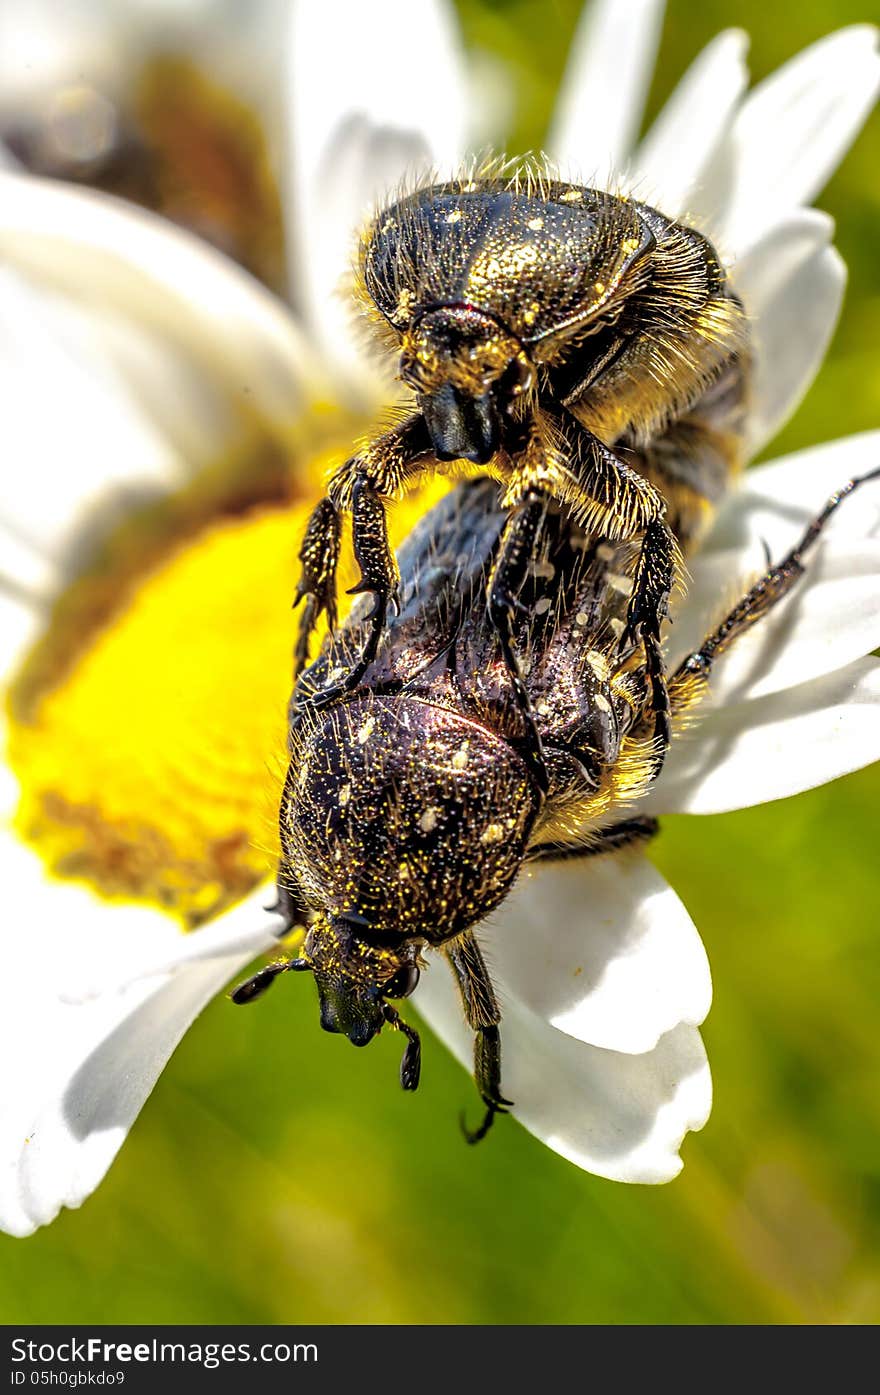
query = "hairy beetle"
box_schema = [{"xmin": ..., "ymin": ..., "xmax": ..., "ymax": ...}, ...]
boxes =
[
  {"xmin": 293, "ymin": 163, "xmax": 750, "ymax": 785},
  {"xmin": 235, "ymin": 465, "xmax": 879, "ymax": 1140}
]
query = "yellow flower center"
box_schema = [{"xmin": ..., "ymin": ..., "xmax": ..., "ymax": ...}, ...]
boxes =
[{"xmin": 7, "ymin": 453, "xmax": 446, "ymax": 926}]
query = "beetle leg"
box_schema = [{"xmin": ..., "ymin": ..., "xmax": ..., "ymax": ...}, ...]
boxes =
[
  {"xmin": 534, "ymin": 409, "xmax": 676, "ymax": 761},
  {"xmin": 669, "ymin": 464, "xmax": 880, "ymax": 710},
  {"xmin": 560, "ymin": 419, "xmax": 668, "ymax": 544},
  {"xmin": 445, "ymin": 932, "xmax": 513, "ymax": 1145},
  {"xmin": 340, "ymin": 473, "xmax": 398, "ymax": 690},
  {"xmin": 620, "ymin": 516, "xmax": 676, "ymax": 754},
  {"xmin": 528, "ymin": 815, "xmax": 660, "ymax": 862},
  {"xmin": 293, "ymin": 498, "xmax": 341, "ymax": 678},
  {"xmin": 383, "ymin": 1004, "xmax": 422, "ymax": 1091},
  {"xmin": 487, "ymin": 489, "xmax": 551, "ymax": 794},
  {"xmin": 295, "ymin": 413, "xmax": 432, "ymax": 694}
]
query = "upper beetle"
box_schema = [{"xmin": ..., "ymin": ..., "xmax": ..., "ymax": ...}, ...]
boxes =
[{"xmin": 292, "ymin": 164, "xmax": 750, "ymax": 790}]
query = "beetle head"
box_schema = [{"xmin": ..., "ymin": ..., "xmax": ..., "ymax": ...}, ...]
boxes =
[
  {"xmin": 299, "ymin": 914, "xmax": 420, "ymax": 1052},
  {"xmin": 400, "ymin": 306, "xmax": 533, "ymax": 465}
]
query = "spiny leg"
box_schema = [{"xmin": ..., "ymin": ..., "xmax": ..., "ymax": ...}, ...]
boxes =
[
  {"xmin": 671, "ymin": 463, "xmax": 880, "ymax": 705},
  {"xmin": 296, "ymin": 414, "xmax": 433, "ymax": 698},
  {"xmin": 560, "ymin": 423, "xmax": 676, "ymax": 755},
  {"xmin": 517, "ymin": 408, "xmax": 676, "ymax": 759},
  {"xmin": 338, "ymin": 474, "xmax": 398, "ymax": 691},
  {"xmin": 528, "ymin": 816, "xmax": 660, "ymax": 863},
  {"xmin": 445, "ymin": 932, "xmax": 512, "ymax": 1144},
  {"xmin": 487, "ymin": 489, "xmax": 551, "ymax": 793},
  {"xmin": 621, "ymin": 517, "xmax": 676, "ymax": 756},
  {"xmin": 293, "ymin": 497, "xmax": 340, "ymax": 678}
]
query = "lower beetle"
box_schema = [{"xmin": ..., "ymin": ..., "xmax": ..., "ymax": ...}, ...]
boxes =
[{"xmin": 234, "ymin": 466, "xmax": 879, "ymax": 1140}]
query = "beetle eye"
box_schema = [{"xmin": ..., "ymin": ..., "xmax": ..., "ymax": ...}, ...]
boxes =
[{"xmin": 384, "ymin": 964, "xmax": 420, "ymax": 999}]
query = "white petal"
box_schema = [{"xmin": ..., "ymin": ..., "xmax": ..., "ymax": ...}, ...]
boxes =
[
  {"xmin": 0, "ymin": 839, "xmax": 280, "ymax": 1237},
  {"xmin": 0, "ymin": 0, "xmax": 289, "ymax": 186},
  {"xmin": 647, "ymin": 657, "xmax": 880, "ymax": 816},
  {"xmin": 0, "ymin": 585, "xmax": 48, "ymax": 683},
  {"xmin": 698, "ymin": 26, "xmax": 880, "ymax": 253},
  {"xmin": 731, "ymin": 212, "xmax": 844, "ymax": 453},
  {"xmin": 141, "ymin": 0, "xmax": 291, "ymax": 175},
  {"xmin": 667, "ymin": 444, "xmax": 880, "ymax": 704},
  {"xmin": 705, "ymin": 432, "xmax": 880, "ymax": 558},
  {"xmin": 548, "ymin": 0, "xmax": 666, "ymax": 184},
  {"xmin": 0, "ymin": 1, "xmax": 115, "ymax": 115},
  {"xmin": 0, "ymin": 171, "xmax": 316, "ymax": 428},
  {"xmin": 0, "ymin": 268, "xmax": 181, "ymax": 572},
  {"xmin": 632, "ymin": 29, "xmax": 749, "ymax": 218},
  {"xmin": 65, "ymin": 881, "xmax": 283, "ymax": 1001},
  {"xmin": 0, "ymin": 141, "xmax": 22, "ymax": 170},
  {"xmin": 416, "ymin": 964, "xmax": 711, "ymax": 1184},
  {"xmin": 285, "ymin": 0, "xmax": 467, "ymax": 388},
  {"xmin": 675, "ymin": 542, "xmax": 880, "ymax": 704},
  {"xmin": 481, "ymin": 853, "xmax": 711, "ymax": 1053}
]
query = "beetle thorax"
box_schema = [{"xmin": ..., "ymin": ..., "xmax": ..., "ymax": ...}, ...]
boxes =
[{"xmin": 400, "ymin": 306, "xmax": 528, "ymax": 397}]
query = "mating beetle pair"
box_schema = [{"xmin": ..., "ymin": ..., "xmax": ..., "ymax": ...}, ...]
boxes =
[{"xmin": 233, "ymin": 166, "xmax": 876, "ymax": 1139}]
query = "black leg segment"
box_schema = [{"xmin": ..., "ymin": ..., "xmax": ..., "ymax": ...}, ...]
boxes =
[
  {"xmin": 621, "ymin": 517, "xmax": 675, "ymax": 753},
  {"xmin": 487, "ymin": 489, "xmax": 551, "ymax": 793},
  {"xmin": 674, "ymin": 464, "xmax": 880, "ymax": 689},
  {"xmin": 293, "ymin": 497, "xmax": 341, "ymax": 678},
  {"xmin": 445, "ymin": 932, "xmax": 513, "ymax": 1145}
]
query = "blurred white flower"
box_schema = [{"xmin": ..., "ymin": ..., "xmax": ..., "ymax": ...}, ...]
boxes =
[
  {"xmin": 0, "ymin": 0, "xmax": 294, "ymax": 289},
  {"xmin": 0, "ymin": 0, "xmax": 290, "ymax": 166},
  {"xmin": 0, "ymin": 0, "xmax": 878, "ymax": 1234}
]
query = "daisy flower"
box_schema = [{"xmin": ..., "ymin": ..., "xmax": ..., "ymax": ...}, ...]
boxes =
[{"xmin": 1, "ymin": 0, "xmax": 878, "ymax": 1236}]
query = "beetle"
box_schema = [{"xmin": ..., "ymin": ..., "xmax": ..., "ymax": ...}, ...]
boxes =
[
  {"xmin": 234, "ymin": 464, "xmax": 879, "ymax": 1141},
  {"xmin": 293, "ymin": 163, "xmax": 750, "ymax": 787}
]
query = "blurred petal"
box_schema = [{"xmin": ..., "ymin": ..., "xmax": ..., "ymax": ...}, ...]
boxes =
[
  {"xmin": 732, "ymin": 212, "xmax": 844, "ymax": 453},
  {"xmin": 0, "ymin": 1, "xmax": 115, "ymax": 116},
  {"xmin": 416, "ymin": 965, "xmax": 711, "ymax": 1184},
  {"xmin": 0, "ymin": 585, "xmax": 50, "ymax": 684},
  {"xmin": 285, "ymin": 0, "xmax": 467, "ymax": 387},
  {"xmin": 693, "ymin": 26, "xmax": 880, "ymax": 252},
  {"xmin": 0, "ymin": 586, "xmax": 45, "ymax": 681},
  {"xmin": 549, "ymin": 0, "xmax": 666, "ymax": 184},
  {"xmin": 144, "ymin": 0, "xmax": 291, "ymax": 173},
  {"xmin": 632, "ymin": 29, "xmax": 749, "ymax": 218},
  {"xmin": 482, "ymin": 854, "xmax": 711, "ymax": 1053},
  {"xmin": 0, "ymin": 172, "xmax": 315, "ymax": 429},
  {"xmin": 0, "ymin": 838, "xmax": 279, "ymax": 1237},
  {"xmin": 647, "ymin": 657, "xmax": 880, "ymax": 816},
  {"xmin": 0, "ymin": 268, "xmax": 181, "ymax": 570},
  {"xmin": 0, "ymin": 0, "xmax": 288, "ymax": 166}
]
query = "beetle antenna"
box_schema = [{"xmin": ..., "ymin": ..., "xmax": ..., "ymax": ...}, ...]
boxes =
[{"xmin": 230, "ymin": 956, "xmax": 311, "ymax": 1005}]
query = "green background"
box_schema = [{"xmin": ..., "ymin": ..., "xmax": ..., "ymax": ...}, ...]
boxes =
[{"xmin": 2, "ymin": 0, "xmax": 879, "ymax": 1324}]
